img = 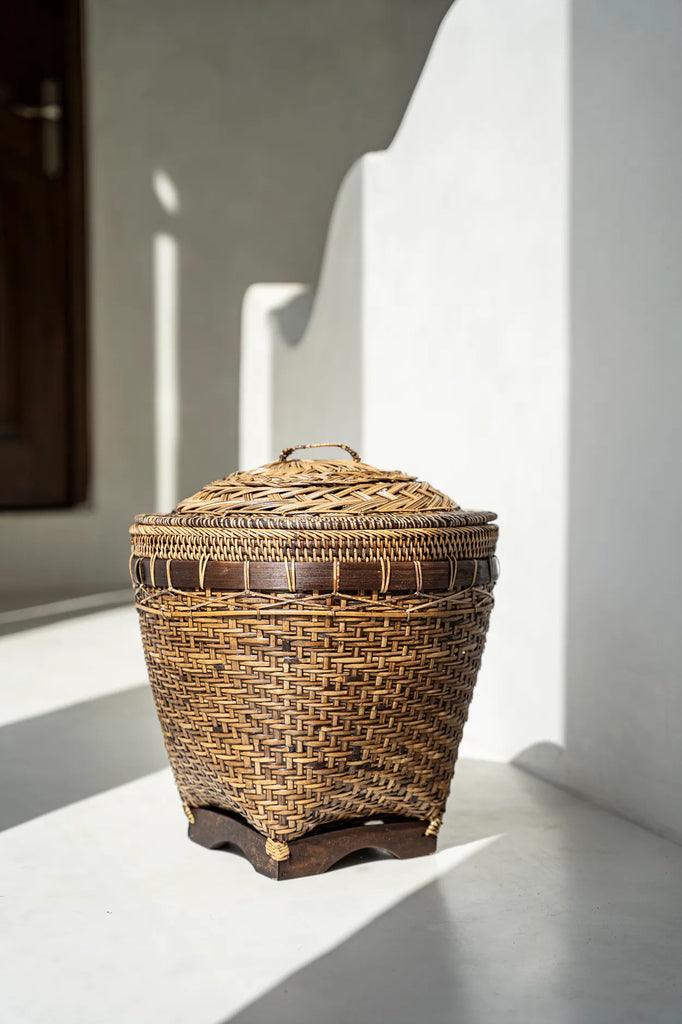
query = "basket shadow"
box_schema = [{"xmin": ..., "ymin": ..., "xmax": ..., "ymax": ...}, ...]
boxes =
[
  {"xmin": 218, "ymin": 761, "xmax": 682, "ymax": 1024},
  {"xmin": 225, "ymin": 864, "xmax": 474, "ymax": 1024}
]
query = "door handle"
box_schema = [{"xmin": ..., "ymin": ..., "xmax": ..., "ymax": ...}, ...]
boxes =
[
  {"xmin": 11, "ymin": 102, "xmax": 62, "ymax": 122},
  {"xmin": 9, "ymin": 79, "xmax": 62, "ymax": 178}
]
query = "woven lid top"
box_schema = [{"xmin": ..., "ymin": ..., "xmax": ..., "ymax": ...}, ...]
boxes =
[{"xmin": 135, "ymin": 442, "xmax": 496, "ymax": 528}]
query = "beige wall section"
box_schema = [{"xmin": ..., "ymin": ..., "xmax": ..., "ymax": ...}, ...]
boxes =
[{"xmin": 0, "ymin": 0, "xmax": 451, "ymax": 599}]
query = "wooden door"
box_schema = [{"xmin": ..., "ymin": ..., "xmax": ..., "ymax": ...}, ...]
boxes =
[{"xmin": 0, "ymin": 0, "xmax": 86, "ymax": 508}]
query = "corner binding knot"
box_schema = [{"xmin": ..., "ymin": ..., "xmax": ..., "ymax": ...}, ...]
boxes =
[{"xmin": 265, "ymin": 837, "xmax": 290, "ymax": 862}]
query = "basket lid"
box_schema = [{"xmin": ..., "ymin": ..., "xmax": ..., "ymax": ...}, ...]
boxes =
[{"xmin": 135, "ymin": 442, "xmax": 495, "ymax": 528}]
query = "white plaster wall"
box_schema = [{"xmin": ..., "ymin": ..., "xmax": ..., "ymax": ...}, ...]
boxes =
[
  {"xmin": 242, "ymin": 0, "xmax": 682, "ymax": 839},
  {"xmin": 361, "ymin": 0, "xmax": 569, "ymax": 770},
  {"xmin": 563, "ymin": 0, "xmax": 682, "ymax": 841},
  {"xmin": 245, "ymin": 0, "xmax": 570, "ymax": 765},
  {"xmin": 240, "ymin": 162, "xmax": 364, "ymax": 468},
  {"xmin": 0, "ymin": 0, "xmax": 450, "ymax": 598}
]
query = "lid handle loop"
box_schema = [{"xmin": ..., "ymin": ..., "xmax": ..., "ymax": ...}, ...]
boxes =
[{"xmin": 279, "ymin": 442, "xmax": 361, "ymax": 463}]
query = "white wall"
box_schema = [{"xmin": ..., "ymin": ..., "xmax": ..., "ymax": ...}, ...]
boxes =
[
  {"xmin": 244, "ymin": 0, "xmax": 570, "ymax": 766},
  {"xmin": 242, "ymin": 0, "xmax": 682, "ymax": 841},
  {"xmin": 240, "ymin": 162, "xmax": 364, "ymax": 467},
  {"xmin": 362, "ymin": 0, "xmax": 569, "ymax": 776},
  {"xmin": 564, "ymin": 0, "xmax": 682, "ymax": 840},
  {"xmin": 0, "ymin": 0, "xmax": 450, "ymax": 599}
]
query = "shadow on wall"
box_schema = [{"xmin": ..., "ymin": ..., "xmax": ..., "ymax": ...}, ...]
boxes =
[
  {"xmin": 240, "ymin": 160, "xmax": 365, "ymax": 468},
  {"xmin": 515, "ymin": 0, "xmax": 682, "ymax": 845},
  {"xmin": 99, "ymin": 0, "xmax": 452, "ymax": 506},
  {"xmin": 1, "ymin": 0, "xmax": 452, "ymax": 596},
  {"xmin": 241, "ymin": 0, "xmax": 682, "ymax": 845},
  {"xmin": 271, "ymin": 291, "xmax": 314, "ymax": 349}
]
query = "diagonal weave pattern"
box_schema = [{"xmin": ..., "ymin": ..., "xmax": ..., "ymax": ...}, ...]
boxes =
[
  {"xmin": 132, "ymin": 443, "xmax": 499, "ymax": 853},
  {"xmin": 136, "ymin": 585, "xmax": 494, "ymax": 843},
  {"xmin": 173, "ymin": 454, "xmax": 457, "ymax": 518}
]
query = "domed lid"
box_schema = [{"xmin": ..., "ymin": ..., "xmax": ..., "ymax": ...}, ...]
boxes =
[{"xmin": 135, "ymin": 442, "xmax": 496, "ymax": 529}]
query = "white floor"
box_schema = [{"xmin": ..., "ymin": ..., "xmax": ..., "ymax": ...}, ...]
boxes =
[{"xmin": 2, "ymin": 606, "xmax": 681, "ymax": 1024}]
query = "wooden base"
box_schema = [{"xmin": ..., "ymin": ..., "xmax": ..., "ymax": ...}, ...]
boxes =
[{"xmin": 188, "ymin": 807, "xmax": 437, "ymax": 880}]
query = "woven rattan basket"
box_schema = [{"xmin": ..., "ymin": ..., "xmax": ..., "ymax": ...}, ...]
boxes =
[{"xmin": 130, "ymin": 442, "xmax": 499, "ymax": 870}]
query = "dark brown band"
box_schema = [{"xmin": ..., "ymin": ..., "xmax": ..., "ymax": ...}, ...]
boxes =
[{"xmin": 131, "ymin": 555, "xmax": 499, "ymax": 594}]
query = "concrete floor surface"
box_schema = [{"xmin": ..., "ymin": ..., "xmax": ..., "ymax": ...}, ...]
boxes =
[{"xmin": 1, "ymin": 607, "xmax": 681, "ymax": 1023}]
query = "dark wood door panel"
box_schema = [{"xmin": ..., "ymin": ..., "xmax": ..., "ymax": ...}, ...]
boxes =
[
  {"xmin": 0, "ymin": 136, "xmax": 69, "ymax": 504},
  {"xmin": 0, "ymin": 0, "xmax": 86, "ymax": 508}
]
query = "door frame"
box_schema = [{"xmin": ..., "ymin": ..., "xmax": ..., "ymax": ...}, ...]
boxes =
[{"xmin": 64, "ymin": 0, "xmax": 88, "ymax": 504}]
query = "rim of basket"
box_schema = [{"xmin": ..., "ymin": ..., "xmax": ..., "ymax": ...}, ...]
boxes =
[{"xmin": 131, "ymin": 510, "xmax": 498, "ymax": 531}]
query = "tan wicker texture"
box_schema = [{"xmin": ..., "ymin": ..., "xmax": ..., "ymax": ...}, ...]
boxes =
[
  {"xmin": 130, "ymin": 521, "xmax": 497, "ymax": 563},
  {"xmin": 174, "ymin": 442, "xmax": 458, "ymax": 518},
  {"xmin": 131, "ymin": 443, "xmax": 499, "ymax": 858}
]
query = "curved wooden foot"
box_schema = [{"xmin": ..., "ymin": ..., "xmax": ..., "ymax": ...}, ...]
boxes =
[{"xmin": 188, "ymin": 807, "xmax": 437, "ymax": 880}]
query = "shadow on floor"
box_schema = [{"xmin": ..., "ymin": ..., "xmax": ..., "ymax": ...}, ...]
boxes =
[
  {"xmin": 0, "ymin": 685, "xmax": 167, "ymax": 831},
  {"xmin": 0, "ymin": 590, "xmax": 131, "ymax": 638},
  {"xmin": 221, "ymin": 761, "xmax": 682, "ymax": 1024}
]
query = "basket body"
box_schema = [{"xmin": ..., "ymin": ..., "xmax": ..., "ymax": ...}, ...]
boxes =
[{"xmin": 130, "ymin": 444, "xmax": 498, "ymax": 849}]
